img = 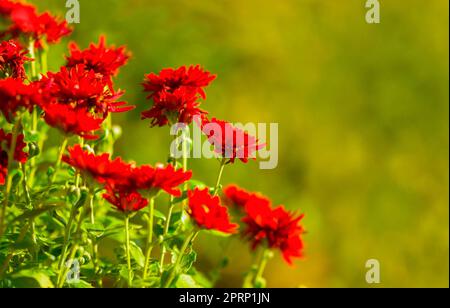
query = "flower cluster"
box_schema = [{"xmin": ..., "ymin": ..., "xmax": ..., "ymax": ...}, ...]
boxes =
[
  {"xmin": 63, "ymin": 145, "xmax": 192, "ymax": 213},
  {"xmin": 0, "ymin": 0, "xmax": 71, "ymax": 48},
  {"xmin": 224, "ymin": 185, "xmax": 305, "ymax": 265},
  {"xmin": 0, "ymin": 39, "xmax": 31, "ymax": 79},
  {"xmin": 0, "ymin": 128, "xmax": 28, "ymax": 185},
  {"xmin": 142, "ymin": 65, "xmax": 216, "ymax": 126}
]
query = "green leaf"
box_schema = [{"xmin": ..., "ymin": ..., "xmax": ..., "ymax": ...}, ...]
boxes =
[
  {"xmin": 129, "ymin": 241, "xmax": 145, "ymax": 268},
  {"xmin": 203, "ymin": 229, "xmax": 234, "ymax": 238},
  {"xmin": 83, "ymin": 222, "xmax": 105, "ymax": 238},
  {"xmin": 175, "ymin": 274, "xmax": 202, "ymax": 288},
  {"xmin": 180, "ymin": 250, "xmax": 197, "ymax": 272},
  {"xmin": 67, "ymin": 280, "xmax": 94, "ymax": 288},
  {"xmin": 11, "ymin": 269, "xmax": 54, "ymax": 288}
]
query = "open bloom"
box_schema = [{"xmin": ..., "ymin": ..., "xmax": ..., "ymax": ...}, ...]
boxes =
[
  {"xmin": 0, "ymin": 39, "xmax": 32, "ymax": 79},
  {"xmin": 66, "ymin": 36, "xmax": 130, "ymax": 87},
  {"xmin": 0, "ymin": 128, "xmax": 28, "ymax": 185},
  {"xmin": 202, "ymin": 118, "xmax": 265, "ymax": 164},
  {"xmin": 141, "ymin": 65, "xmax": 216, "ymax": 127},
  {"xmin": 41, "ymin": 64, "xmax": 134, "ymax": 118},
  {"xmin": 103, "ymin": 187, "xmax": 149, "ymax": 213},
  {"xmin": 42, "ymin": 103, "xmax": 104, "ymax": 140},
  {"xmin": 187, "ymin": 188, "xmax": 238, "ymax": 234},
  {"xmin": 0, "ymin": 77, "xmax": 41, "ymax": 122},
  {"xmin": 0, "ymin": 0, "xmax": 71, "ymax": 48},
  {"xmin": 242, "ymin": 196, "xmax": 305, "ymax": 265}
]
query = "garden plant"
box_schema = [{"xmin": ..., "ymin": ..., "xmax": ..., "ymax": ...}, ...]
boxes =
[{"xmin": 0, "ymin": 0, "xmax": 306, "ymax": 288}]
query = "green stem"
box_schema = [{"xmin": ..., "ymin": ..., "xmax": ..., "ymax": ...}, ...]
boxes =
[
  {"xmin": 50, "ymin": 137, "xmax": 68, "ymax": 184},
  {"xmin": 252, "ymin": 248, "xmax": 271, "ymax": 288},
  {"xmin": 0, "ymin": 117, "xmax": 22, "ymax": 237},
  {"xmin": 125, "ymin": 215, "xmax": 132, "ymax": 287},
  {"xmin": 159, "ymin": 202, "xmax": 174, "ymax": 272},
  {"xmin": 28, "ymin": 39, "xmax": 37, "ymax": 80},
  {"xmin": 39, "ymin": 47, "xmax": 48, "ymax": 74},
  {"xmin": 88, "ymin": 194, "xmax": 101, "ymax": 287},
  {"xmin": 162, "ymin": 230, "xmax": 199, "ymax": 288},
  {"xmin": 57, "ymin": 205, "xmax": 77, "ymax": 278},
  {"xmin": 213, "ymin": 158, "xmax": 227, "ymax": 196},
  {"xmin": 20, "ymin": 163, "xmax": 38, "ymax": 259},
  {"xmin": 143, "ymin": 198, "xmax": 155, "ymax": 279}
]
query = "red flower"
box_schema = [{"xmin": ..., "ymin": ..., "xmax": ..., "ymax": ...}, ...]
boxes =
[
  {"xmin": 187, "ymin": 188, "xmax": 238, "ymax": 234},
  {"xmin": 202, "ymin": 118, "xmax": 265, "ymax": 164},
  {"xmin": 42, "ymin": 103, "xmax": 104, "ymax": 140},
  {"xmin": 0, "ymin": 128, "xmax": 28, "ymax": 185},
  {"xmin": 41, "ymin": 64, "xmax": 134, "ymax": 118},
  {"xmin": 129, "ymin": 164, "xmax": 192, "ymax": 197},
  {"xmin": 242, "ymin": 196, "xmax": 305, "ymax": 265},
  {"xmin": 141, "ymin": 65, "xmax": 216, "ymax": 127},
  {"xmin": 0, "ymin": 77, "xmax": 41, "ymax": 121},
  {"xmin": 222, "ymin": 184, "xmax": 254, "ymax": 208},
  {"xmin": 66, "ymin": 36, "xmax": 130, "ymax": 87},
  {"xmin": 103, "ymin": 187, "xmax": 148, "ymax": 213},
  {"xmin": 141, "ymin": 88, "xmax": 207, "ymax": 127},
  {"xmin": 143, "ymin": 65, "xmax": 216, "ymax": 99},
  {"xmin": 0, "ymin": 1, "xmax": 71, "ymax": 48},
  {"xmin": 62, "ymin": 145, "xmax": 132, "ymax": 187},
  {"xmin": 0, "ymin": 39, "xmax": 32, "ymax": 79}
]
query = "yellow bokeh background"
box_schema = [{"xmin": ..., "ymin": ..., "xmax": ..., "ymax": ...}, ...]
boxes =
[{"xmin": 32, "ymin": 0, "xmax": 448, "ymax": 287}]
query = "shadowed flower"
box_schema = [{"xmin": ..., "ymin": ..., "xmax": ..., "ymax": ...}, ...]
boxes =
[
  {"xmin": 42, "ymin": 103, "xmax": 104, "ymax": 140},
  {"xmin": 0, "ymin": 39, "xmax": 32, "ymax": 79},
  {"xmin": 141, "ymin": 65, "xmax": 216, "ymax": 127},
  {"xmin": 103, "ymin": 187, "xmax": 149, "ymax": 213},
  {"xmin": 66, "ymin": 36, "xmax": 130, "ymax": 87},
  {"xmin": 202, "ymin": 117, "xmax": 265, "ymax": 164},
  {"xmin": 188, "ymin": 188, "xmax": 238, "ymax": 234},
  {"xmin": 242, "ymin": 195, "xmax": 305, "ymax": 265},
  {"xmin": 0, "ymin": 128, "xmax": 28, "ymax": 185}
]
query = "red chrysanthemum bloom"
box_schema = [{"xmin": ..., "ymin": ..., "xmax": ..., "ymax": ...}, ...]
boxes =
[
  {"xmin": 0, "ymin": 128, "xmax": 28, "ymax": 185},
  {"xmin": 62, "ymin": 145, "xmax": 133, "ymax": 187},
  {"xmin": 222, "ymin": 184, "xmax": 254, "ymax": 208},
  {"xmin": 143, "ymin": 65, "xmax": 216, "ymax": 99},
  {"xmin": 0, "ymin": 77, "xmax": 41, "ymax": 121},
  {"xmin": 41, "ymin": 64, "xmax": 134, "ymax": 118},
  {"xmin": 187, "ymin": 188, "xmax": 238, "ymax": 234},
  {"xmin": 0, "ymin": 39, "xmax": 31, "ymax": 79},
  {"xmin": 141, "ymin": 88, "xmax": 207, "ymax": 127},
  {"xmin": 103, "ymin": 187, "xmax": 149, "ymax": 213},
  {"xmin": 0, "ymin": 1, "xmax": 71, "ymax": 48},
  {"xmin": 202, "ymin": 118, "xmax": 265, "ymax": 164},
  {"xmin": 129, "ymin": 164, "xmax": 192, "ymax": 197},
  {"xmin": 42, "ymin": 103, "xmax": 104, "ymax": 140},
  {"xmin": 242, "ymin": 196, "xmax": 305, "ymax": 265},
  {"xmin": 66, "ymin": 36, "xmax": 130, "ymax": 87},
  {"xmin": 141, "ymin": 65, "xmax": 216, "ymax": 127}
]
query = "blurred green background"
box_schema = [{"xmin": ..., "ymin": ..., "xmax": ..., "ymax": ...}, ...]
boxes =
[{"xmin": 31, "ymin": 0, "xmax": 448, "ymax": 288}]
